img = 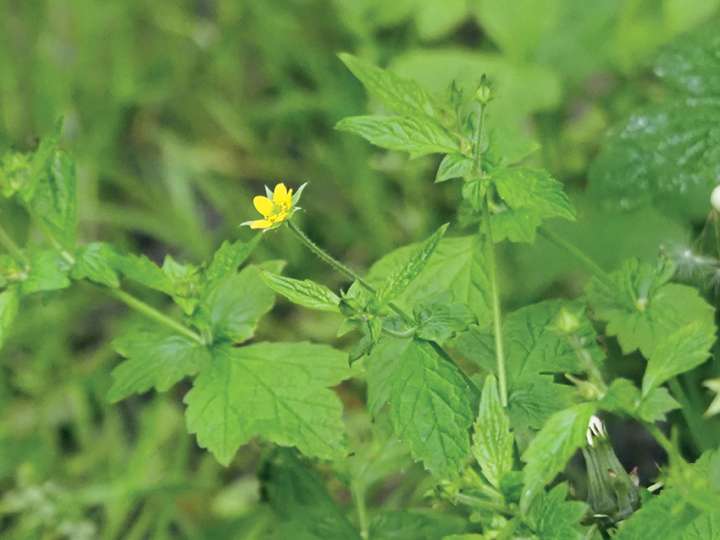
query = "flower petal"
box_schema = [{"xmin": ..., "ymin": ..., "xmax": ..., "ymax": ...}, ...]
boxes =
[
  {"xmin": 248, "ymin": 219, "xmax": 272, "ymax": 230},
  {"xmin": 253, "ymin": 196, "xmax": 274, "ymax": 217},
  {"xmin": 273, "ymin": 183, "xmax": 291, "ymax": 207}
]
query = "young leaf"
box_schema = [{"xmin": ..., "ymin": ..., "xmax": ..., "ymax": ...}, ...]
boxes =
[
  {"xmin": 108, "ymin": 325, "xmax": 211, "ymax": 402},
  {"xmin": 185, "ymin": 342, "xmax": 350, "ymax": 465},
  {"xmin": 261, "ymin": 272, "xmax": 341, "ymax": 313},
  {"xmin": 600, "ymin": 378, "xmax": 680, "ymax": 423},
  {"xmin": 435, "ymin": 153, "xmax": 474, "ymax": 183},
  {"xmin": 637, "ymin": 387, "xmax": 681, "ymax": 423},
  {"xmin": 262, "ymin": 449, "xmax": 361, "ymax": 540},
  {"xmin": 194, "ymin": 264, "xmax": 276, "ymax": 343},
  {"xmin": 586, "ymin": 258, "xmax": 715, "ymax": 358},
  {"xmin": 376, "ymin": 223, "xmax": 448, "ymax": 306},
  {"xmin": 642, "ymin": 321, "xmax": 716, "ymax": 396},
  {"xmin": 368, "ymin": 235, "xmax": 492, "ymax": 326},
  {"xmin": 20, "ymin": 249, "xmax": 71, "ymax": 295},
  {"xmin": 524, "ymin": 483, "xmax": 590, "ymax": 540},
  {"xmin": 336, "ymin": 115, "xmax": 459, "ymax": 158},
  {"xmin": 366, "ymin": 337, "xmax": 476, "ymax": 478},
  {"xmin": 472, "ymin": 375, "xmax": 514, "ymax": 488},
  {"xmin": 113, "ymin": 252, "xmax": 174, "ymax": 295},
  {"xmin": 70, "ymin": 242, "xmax": 120, "ymax": 288},
  {"xmin": 202, "ymin": 236, "xmax": 260, "ymax": 296},
  {"xmin": 489, "ymin": 167, "xmax": 575, "ymax": 243},
  {"xmin": 520, "ymin": 402, "xmax": 596, "ymax": 509},
  {"xmin": 338, "ymin": 53, "xmax": 443, "ymax": 121},
  {"xmin": 0, "ymin": 287, "xmax": 19, "ymax": 349},
  {"xmin": 162, "ymin": 255, "xmax": 201, "ymax": 315}
]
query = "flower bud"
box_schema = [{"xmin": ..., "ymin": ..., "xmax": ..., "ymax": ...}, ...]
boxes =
[{"xmin": 582, "ymin": 416, "xmax": 640, "ymax": 522}]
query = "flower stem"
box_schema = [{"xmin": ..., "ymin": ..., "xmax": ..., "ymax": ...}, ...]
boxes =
[
  {"xmin": 106, "ymin": 288, "xmax": 204, "ymax": 344},
  {"xmin": 350, "ymin": 479, "xmax": 369, "ymax": 540},
  {"xmin": 538, "ymin": 228, "xmax": 612, "ymax": 285},
  {"xmin": 287, "ymin": 219, "xmax": 413, "ymax": 323},
  {"xmin": 0, "ymin": 221, "xmax": 29, "ymax": 266}
]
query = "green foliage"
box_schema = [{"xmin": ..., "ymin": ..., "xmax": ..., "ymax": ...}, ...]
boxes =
[
  {"xmin": 186, "ymin": 342, "xmax": 351, "ymax": 465},
  {"xmin": 472, "ymin": 375, "xmax": 513, "ymax": 488},
  {"xmin": 70, "ymin": 242, "xmax": 120, "ymax": 288},
  {"xmin": 262, "ymin": 272, "xmax": 341, "ymax": 312}
]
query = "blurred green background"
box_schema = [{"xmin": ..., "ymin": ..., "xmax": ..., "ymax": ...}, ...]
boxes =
[{"xmin": 1, "ymin": 1, "xmax": 719, "ymax": 538}]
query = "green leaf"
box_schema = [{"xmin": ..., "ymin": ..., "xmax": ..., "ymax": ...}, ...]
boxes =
[
  {"xmin": 21, "ymin": 249, "xmax": 71, "ymax": 295},
  {"xmin": 508, "ymin": 376, "xmax": 574, "ymax": 437},
  {"xmin": 637, "ymin": 387, "xmax": 681, "ymax": 423},
  {"xmin": 435, "ymin": 153, "xmax": 475, "ymax": 183},
  {"xmin": 185, "ymin": 342, "xmax": 350, "ymax": 465},
  {"xmin": 521, "ymin": 403, "xmax": 596, "ymax": 510},
  {"xmin": 376, "ymin": 223, "xmax": 448, "ymax": 306},
  {"xmin": 366, "ymin": 337, "xmax": 476, "ymax": 478},
  {"xmin": 490, "ymin": 167, "xmax": 575, "ymax": 243},
  {"xmin": 369, "ymin": 511, "xmax": 467, "ymax": 540},
  {"xmin": 589, "ymin": 25, "xmax": 720, "ymax": 215},
  {"xmin": 338, "ymin": 53, "xmax": 445, "ymax": 121},
  {"xmin": 108, "ymin": 325, "xmax": 211, "ymax": 402},
  {"xmin": 195, "ymin": 264, "xmax": 276, "ymax": 343},
  {"xmin": 679, "ymin": 511, "xmax": 720, "ymax": 540},
  {"xmin": 0, "ymin": 287, "xmax": 19, "ymax": 349},
  {"xmin": 368, "ymin": 235, "xmax": 492, "ymax": 326},
  {"xmin": 113, "ymin": 252, "xmax": 174, "ymax": 295},
  {"xmin": 525, "ymin": 483, "xmax": 590, "ymax": 540},
  {"xmin": 642, "ymin": 321, "xmax": 716, "ymax": 396},
  {"xmin": 261, "ymin": 272, "xmax": 341, "ymax": 313},
  {"xmin": 202, "ymin": 236, "xmax": 260, "ymax": 296},
  {"xmin": 70, "ymin": 242, "xmax": 120, "ymax": 288},
  {"xmin": 414, "ymin": 301, "xmax": 475, "ymax": 343},
  {"xmin": 262, "ymin": 449, "xmax": 361, "ymax": 540},
  {"xmin": 472, "ymin": 375, "xmax": 514, "ymax": 488},
  {"xmin": 586, "ymin": 258, "xmax": 715, "ymax": 358},
  {"xmin": 336, "ymin": 115, "xmax": 459, "ymax": 158}
]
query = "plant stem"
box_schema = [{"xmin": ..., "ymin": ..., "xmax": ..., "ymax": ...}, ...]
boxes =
[
  {"xmin": 482, "ymin": 191, "xmax": 508, "ymax": 407},
  {"xmin": 287, "ymin": 219, "xmax": 413, "ymax": 323},
  {"xmin": 539, "ymin": 228, "xmax": 612, "ymax": 284},
  {"xmin": 350, "ymin": 479, "xmax": 369, "ymax": 540},
  {"xmin": 471, "ymin": 100, "xmax": 508, "ymax": 407},
  {"xmin": 106, "ymin": 288, "xmax": 204, "ymax": 344},
  {"xmin": 668, "ymin": 377, "xmax": 714, "ymax": 453},
  {"xmin": 0, "ymin": 221, "xmax": 29, "ymax": 265}
]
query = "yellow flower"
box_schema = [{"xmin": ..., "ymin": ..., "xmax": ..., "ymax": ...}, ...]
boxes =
[{"xmin": 242, "ymin": 182, "xmax": 305, "ymax": 230}]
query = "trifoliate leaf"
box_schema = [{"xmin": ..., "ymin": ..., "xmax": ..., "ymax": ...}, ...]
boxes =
[
  {"xmin": 261, "ymin": 272, "xmax": 341, "ymax": 313},
  {"xmin": 376, "ymin": 223, "xmax": 448, "ymax": 306},
  {"xmin": 194, "ymin": 264, "xmax": 276, "ymax": 343},
  {"xmin": 21, "ymin": 249, "xmax": 71, "ymax": 295},
  {"xmin": 489, "ymin": 167, "xmax": 575, "ymax": 243},
  {"xmin": 589, "ymin": 25, "xmax": 720, "ymax": 215},
  {"xmin": 521, "ymin": 403, "xmax": 596, "ymax": 510},
  {"xmin": 108, "ymin": 325, "xmax": 211, "ymax": 402},
  {"xmin": 338, "ymin": 53, "xmax": 446, "ymax": 122},
  {"xmin": 600, "ymin": 378, "xmax": 680, "ymax": 423},
  {"xmin": 185, "ymin": 342, "xmax": 350, "ymax": 465},
  {"xmin": 586, "ymin": 258, "xmax": 715, "ymax": 358},
  {"xmin": 414, "ymin": 301, "xmax": 475, "ymax": 343},
  {"xmin": 365, "ymin": 337, "xmax": 476, "ymax": 478},
  {"xmin": 70, "ymin": 242, "xmax": 120, "ymax": 288},
  {"xmin": 472, "ymin": 375, "xmax": 514, "ymax": 488},
  {"xmin": 113, "ymin": 252, "xmax": 174, "ymax": 295},
  {"xmin": 262, "ymin": 449, "xmax": 361, "ymax": 540},
  {"xmin": 0, "ymin": 287, "xmax": 19, "ymax": 349},
  {"xmin": 642, "ymin": 321, "xmax": 716, "ymax": 396},
  {"xmin": 637, "ymin": 387, "xmax": 681, "ymax": 423},
  {"xmin": 435, "ymin": 153, "xmax": 475, "ymax": 183},
  {"xmin": 368, "ymin": 235, "xmax": 492, "ymax": 327},
  {"xmin": 336, "ymin": 115, "xmax": 459, "ymax": 158},
  {"xmin": 369, "ymin": 511, "xmax": 467, "ymax": 540},
  {"xmin": 202, "ymin": 236, "xmax": 260, "ymax": 296}
]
